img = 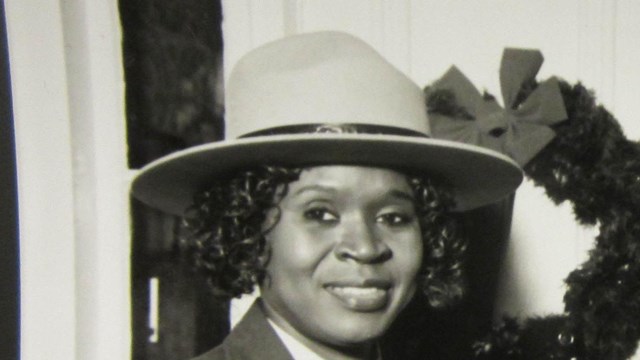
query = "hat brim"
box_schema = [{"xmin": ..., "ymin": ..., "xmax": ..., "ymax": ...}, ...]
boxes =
[{"xmin": 131, "ymin": 134, "xmax": 523, "ymax": 215}]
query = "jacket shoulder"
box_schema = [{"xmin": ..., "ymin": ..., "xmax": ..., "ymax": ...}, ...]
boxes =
[{"xmin": 190, "ymin": 299, "xmax": 293, "ymax": 360}]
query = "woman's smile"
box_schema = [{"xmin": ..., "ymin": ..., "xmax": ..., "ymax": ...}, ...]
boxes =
[{"xmin": 324, "ymin": 281, "xmax": 391, "ymax": 312}]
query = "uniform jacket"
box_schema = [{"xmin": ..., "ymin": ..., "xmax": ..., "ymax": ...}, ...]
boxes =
[{"xmin": 191, "ymin": 300, "xmax": 294, "ymax": 360}]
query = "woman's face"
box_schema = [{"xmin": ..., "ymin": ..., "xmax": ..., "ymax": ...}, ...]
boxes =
[{"xmin": 260, "ymin": 165, "xmax": 423, "ymax": 351}]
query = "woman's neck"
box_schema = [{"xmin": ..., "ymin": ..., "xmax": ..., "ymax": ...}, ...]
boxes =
[{"xmin": 260, "ymin": 300, "xmax": 378, "ymax": 360}]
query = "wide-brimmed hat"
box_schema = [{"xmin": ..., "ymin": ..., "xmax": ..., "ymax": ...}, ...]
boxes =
[{"xmin": 131, "ymin": 31, "xmax": 522, "ymax": 215}]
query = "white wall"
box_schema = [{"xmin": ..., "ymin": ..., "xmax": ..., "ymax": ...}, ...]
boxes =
[
  {"xmin": 6, "ymin": 0, "xmax": 131, "ymax": 359},
  {"xmin": 8, "ymin": 1, "xmax": 77, "ymax": 358}
]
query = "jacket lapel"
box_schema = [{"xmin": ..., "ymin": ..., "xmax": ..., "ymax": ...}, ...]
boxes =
[{"xmin": 219, "ymin": 299, "xmax": 295, "ymax": 360}]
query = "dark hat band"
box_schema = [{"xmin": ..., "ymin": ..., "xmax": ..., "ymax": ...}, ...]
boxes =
[{"xmin": 239, "ymin": 123, "xmax": 429, "ymax": 138}]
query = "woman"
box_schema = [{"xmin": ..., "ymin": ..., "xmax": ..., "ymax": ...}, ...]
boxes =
[{"xmin": 132, "ymin": 31, "xmax": 522, "ymax": 360}]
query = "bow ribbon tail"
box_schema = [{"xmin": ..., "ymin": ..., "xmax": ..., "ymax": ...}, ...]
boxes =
[
  {"xmin": 505, "ymin": 123, "xmax": 557, "ymax": 166},
  {"xmin": 515, "ymin": 77, "xmax": 568, "ymax": 125}
]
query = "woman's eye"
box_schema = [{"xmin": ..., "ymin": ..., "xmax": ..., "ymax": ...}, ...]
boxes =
[
  {"xmin": 303, "ymin": 208, "xmax": 339, "ymax": 223},
  {"xmin": 376, "ymin": 212, "xmax": 414, "ymax": 226}
]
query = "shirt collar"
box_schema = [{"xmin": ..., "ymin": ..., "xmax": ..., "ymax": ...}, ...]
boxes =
[{"xmin": 266, "ymin": 318, "xmax": 382, "ymax": 360}]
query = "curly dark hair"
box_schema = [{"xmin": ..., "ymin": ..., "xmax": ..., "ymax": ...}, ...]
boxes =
[{"xmin": 182, "ymin": 165, "xmax": 466, "ymax": 308}]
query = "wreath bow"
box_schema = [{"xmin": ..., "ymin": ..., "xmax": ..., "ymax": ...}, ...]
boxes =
[{"xmin": 428, "ymin": 48, "xmax": 567, "ymax": 166}]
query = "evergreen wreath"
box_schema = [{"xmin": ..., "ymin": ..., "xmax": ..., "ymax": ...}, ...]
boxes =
[{"xmin": 424, "ymin": 48, "xmax": 640, "ymax": 360}]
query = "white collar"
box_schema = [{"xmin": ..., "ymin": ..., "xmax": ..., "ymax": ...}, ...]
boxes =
[
  {"xmin": 267, "ymin": 318, "xmax": 326, "ymax": 360},
  {"xmin": 267, "ymin": 318, "xmax": 383, "ymax": 360}
]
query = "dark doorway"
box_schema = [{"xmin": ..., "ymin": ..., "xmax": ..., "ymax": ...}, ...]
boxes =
[{"xmin": 118, "ymin": 1, "xmax": 227, "ymax": 359}]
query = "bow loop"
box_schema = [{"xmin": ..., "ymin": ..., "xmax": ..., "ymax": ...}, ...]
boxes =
[
  {"xmin": 426, "ymin": 48, "xmax": 567, "ymax": 166},
  {"xmin": 500, "ymin": 48, "xmax": 544, "ymax": 107},
  {"xmin": 431, "ymin": 66, "xmax": 487, "ymax": 112}
]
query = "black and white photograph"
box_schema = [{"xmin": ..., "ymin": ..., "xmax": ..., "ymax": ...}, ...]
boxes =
[{"xmin": 3, "ymin": 1, "xmax": 640, "ymax": 359}]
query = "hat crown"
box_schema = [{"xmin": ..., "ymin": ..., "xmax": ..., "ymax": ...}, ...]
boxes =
[
  {"xmin": 130, "ymin": 32, "xmax": 522, "ymax": 216},
  {"xmin": 225, "ymin": 32, "xmax": 430, "ymax": 139}
]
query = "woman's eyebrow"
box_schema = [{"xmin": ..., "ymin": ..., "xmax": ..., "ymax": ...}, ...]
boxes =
[
  {"xmin": 291, "ymin": 186, "xmax": 414, "ymax": 202},
  {"xmin": 292, "ymin": 184, "xmax": 337, "ymax": 196},
  {"xmin": 385, "ymin": 189, "xmax": 415, "ymax": 202}
]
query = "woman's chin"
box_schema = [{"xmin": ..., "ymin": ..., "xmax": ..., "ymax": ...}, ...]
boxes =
[{"xmin": 315, "ymin": 314, "xmax": 391, "ymax": 345}]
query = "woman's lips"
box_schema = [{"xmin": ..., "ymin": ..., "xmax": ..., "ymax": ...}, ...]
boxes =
[{"xmin": 324, "ymin": 280, "xmax": 391, "ymax": 311}]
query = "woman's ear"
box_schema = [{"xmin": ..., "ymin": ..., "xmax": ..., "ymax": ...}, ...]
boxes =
[
  {"xmin": 261, "ymin": 205, "xmax": 281, "ymax": 234},
  {"xmin": 256, "ymin": 238, "xmax": 273, "ymax": 290},
  {"xmin": 257, "ymin": 238, "xmax": 271, "ymax": 268},
  {"xmin": 257, "ymin": 206, "xmax": 279, "ymax": 271}
]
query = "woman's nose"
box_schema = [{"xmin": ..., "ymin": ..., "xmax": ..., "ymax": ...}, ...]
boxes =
[{"xmin": 334, "ymin": 217, "xmax": 391, "ymax": 263}]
